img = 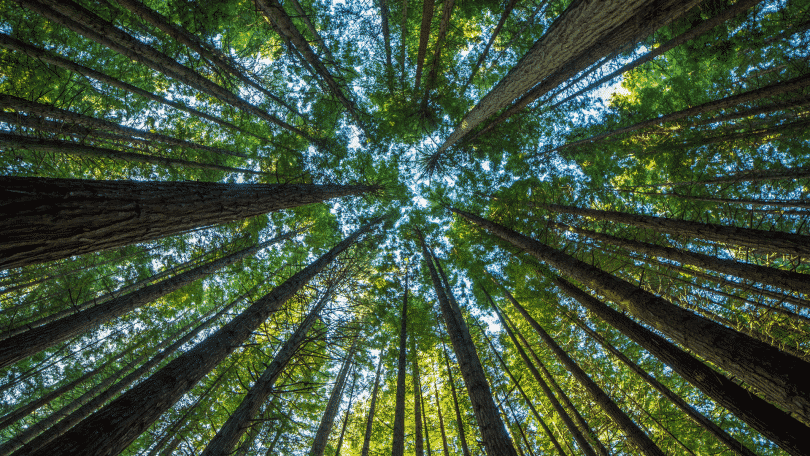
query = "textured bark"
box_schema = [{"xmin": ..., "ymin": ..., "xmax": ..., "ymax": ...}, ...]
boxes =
[
  {"xmin": 0, "ymin": 95, "xmax": 244, "ymax": 158},
  {"xmin": 413, "ymin": 340, "xmax": 425, "ymax": 456},
  {"xmin": 438, "ymin": 0, "xmax": 696, "ymax": 153},
  {"xmin": 552, "ymin": 221, "xmax": 810, "ymax": 296},
  {"xmin": 567, "ymin": 311, "xmax": 758, "ymax": 456},
  {"xmin": 452, "ymin": 207, "xmax": 810, "ymax": 429},
  {"xmin": 199, "ymin": 291, "xmax": 338, "ymax": 456},
  {"xmin": 361, "ymin": 355, "xmax": 385, "ymax": 456},
  {"xmin": 560, "ymin": 72, "xmax": 810, "ymax": 152},
  {"xmin": 552, "ymin": 0, "xmax": 764, "ymax": 110},
  {"xmin": 420, "ymin": 0, "xmax": 455, "ymax": 112},
  {"xmin": 443, "ymin": 345, "xmax": 471, "ymax": 456},
  {"xmin": 310, "ymin": 337, "xmax": 358, "ymax": 456},
  {"xmin": 0, "ymin": 176, "xmax": 373, "ymax": 270},
  {"xmin": 0, "ymin": 133, "xmax": 258, "ymax": 175},
  {"xmin": 503, "ymin": 396, "xmax": 536, "ymax": 456},
  {"xmin": 554, "ymin": 277, "xmax": 810, "ymax": 456},
  {"xmin": 392, "ymin": 278, "xmax": 409, "ymax": 456},
  {"xmin": 495, "ymin": 302, "xmax": 664, "ymax": 456},
  {"xmin": 435, "ymin": 383, "xmax": 452, "ymax": 456},
  {"xmin": 413, "ymin": 0, "xmax": 436, "ymax": 91},
  {"xmin": 419, "ymin": 238, "xmax": 518, "ymax": 456},
  {"xmin": 543, "ymin": 203, "xmax": 810, "ymax": 257},
  {"xmin": 0, "ymin": 233, "xmax": 293, "ymax": 368},
  {"xmin": 26, "ymin": 221, "xmax": 377, "ymax": 456},
  {"xmin": 254, "ymin": 0, "xmax": 362, "ymax": 125},
  {"xmin": 0, "ymin": 33, "xmax": 259, "ymax": 138},
  {"xmin": 462, "ymin": 0, "xmax": 520, "ymax": 89},
  {"xmin": 22, "ymin": 0, "xmax": 310, "ymax": 140}
]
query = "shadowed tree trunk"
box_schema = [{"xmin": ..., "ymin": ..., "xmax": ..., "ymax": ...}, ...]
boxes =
[
  {"xmin": 443, "ymin": 345, "xmax": 471, "ymax": 456},
  {"xmin": 287, "ymin": 0, "xmax": 336, "ymax": 64},
  {"xmin": 0, "ymin": 232, "xmax": 295, "ymax": 368},
  {"xmin": 23, "ymin": 220, "xmax": 379, "ymax": 456},
  {"xmin": 435, "ymin": 382, "xmax": 451, "ymax": 456},
  {"xmin": 0, "ymin": 176, "xmax": 373, "ymax": 270},
  {"xmin": 653, "ymin": 193, "xmax": 810, "ymax": 210},
  {"xmin": 310, "ymin": 337, "xmax": 358, "ymax": 456},
  {"xmin": 419, "ymin": 235, "xmax": 519, "ymax": 456},
  {"xmin": 378, "ymin": 0, "xmax": 393, "ymax": 89},
  {"xmin": 414, "ymin": 0, "xmax": 435, "ymax": 91},
  {"xmin": 399, "ymin": 0, "xmax": 408, "ymax": 86},
  {"xmin": 451, "ymin": 207, "xmax": 810, "ymax": 429},
  {"xmin": 552, "ymin": 276, "xmax": 810, "ymax": 456},
  {"xmin": 361, "ymin": 354, "xmax": 385, "ymax": 456},
  {"xmin": 392, "ymin": 274, "xmax": 409, "ymax": 456},
  {"xmin": 462, "ymin": 0, "xmax": 520, "ymax": 90},
  {"xmin": 421, "ymin": 372, "xmax": 433, "ymax": 456},
  {"xmin": 420, "ymin": 0, "xmax": 455, "ymax": 112},
  {"xmin": 640, "ymin": 164, "xmax": 810, "ymax": 188},
  {"xmin": 333, "ymin": 367, "xmax": 358, "ymax": 456},
  {"xmin": 413, "ymin": 340, "xmax": 425, "ymax": 456}
]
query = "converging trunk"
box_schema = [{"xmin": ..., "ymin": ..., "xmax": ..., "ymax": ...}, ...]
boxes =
[
  {"xmin": 310, "ymin": 336, "xmax": 358, "ymax": 456},
  {"xmin": 392, "ymin": 276, "xmax": 409, "ymax": 456},
  {"xmin": 361, "ymin": 355, "xmax": 385, "ymax": 456}
]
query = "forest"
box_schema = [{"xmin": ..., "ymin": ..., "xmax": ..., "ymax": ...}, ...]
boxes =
[{"xmin": 0, "ymin": 0, "xmax": 809, "ymax": 454}]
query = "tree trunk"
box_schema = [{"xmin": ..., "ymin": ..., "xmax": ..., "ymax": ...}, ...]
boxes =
[
  {"xmin": 495, "ymin": 301, "xmax": 664, "ymax": 456},
  {"xmin": 452, "ymin": 207, "xmax": 810, "ymax": 430},
  {"xmin": 0, "ymin": 33, "xmax": 262, "ymax": 139},
  {"xmin": 643, "ymin": 164, "xmax": 810, "ymax": 188},
  {"xmin": 310, "ymin": 340, "xmax": 357, "ymax": 456},
  {"xmin": 392, "ymin": 275, "xmax": 409, "ymax": 456},
  {"xmin": 542, "ymin": 202, "xmax": 810, "ymax": 257},
  {"xmin": 435, "ymin": 382, "xmax": 451, "ymax": 456},
  {"xmin": 0, "ymin": 232, "xmax": 294, "ymax": 368},
  {"xmin": 413, "ymin": 0, "xmax": 435, "ymax": 92},
  {"xmin": 462, "ymin": 0, "xmax": 520, "ymax": 90},
  {"xmin": 399, "ymin": 0, "xmax": 408, "ymax": 87},
  {"xmin": 442, "ymin": 345, "xmax": 471, "ymax": 456},
  {"xmin": 24, "ymin": 220, "xmax": 378, "ymax": 456},
  {"xmin": 287, "ymin": 0, "xmax": 336, "ymax": 64},
  {"xmin": 552, "ymin": 221, "xmax": 810, "ymax": 296},
  {"xmin": 378, "ymin": 0, "xmax": 393, "ymax": 89},
  {"xmin": 361, "ymin": 354, "xmax": 385, "ymax": 456},
  {"xmin": 420, "ymin": 372, "xmax": 432, "ymax": 456},
  {"xmin": 413, "ymin": 340, "xmax": 425, "ymax": 456},
  {"xmin": 658, "ymin": 193, "xmax": 810, "ymax": 210},
  {"xmin": 333, "ymin": 367, "xmax": 358, "ymax": 456},
  {"xmin": 0, "ymin": 176, "xmax": 373, "ymax": 270},
  {"xmin": 420, "ymin": 0, "xmax": 455, "ymax": 112},
  {"xmin": 553, "ymin": 277, "xmax": 810, "ymax": 456},
  {"xmin": 419, "ymin": 236, "xmax": 518, "ymax": 456}
]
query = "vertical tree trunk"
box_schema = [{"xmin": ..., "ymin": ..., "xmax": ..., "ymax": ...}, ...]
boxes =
[
  {"xmin": 435, "ymin": 382, "xmax": 452, "ymax": 456},
  {"xmin": 420, "ymin": 0, "xmax": 455, "ymax": 112},
  {"xmin": 378, "ymin": 0, "xmax": 393, "ymax": 89},
  {"xmin": 0, "ymin": 176, "xmax": 373, "ymax": 270},
  {"xmin": 24, "ymin": 220, "xmax": 379, "ymax": 456},
  {"xmin": 421, "ymin": 375, "xmax": 433, "ymax": 456},
  {"xmin": 310, "ymin": 337, "xmax": 358, "ymax": 456},
  {"xmin": 442, "ymin": 345, "xmax": 471, "ymax": 456},
  {"xmin": 413, "ymin": 340, "xmax": 425, "ymax": 456},
  {"xmin": 552, "ymin": 277, "xmax": 810, "ymax": 456},
  {"xmin": 413, "ymin": 0, "xmax": 435, "ymax": 91},
  {"xmin": 399, "ymin": 0, "xmax": 408, "ymax": 87},
  {"xmin": 0, "ymin": 231, "xmax": 295, "ymax": 368},
  {"xmin": 333, "ymin": 367, "xmax": 358, "ymax": 456},
  {"xmin": 451, "ymin": 207, "xmax": 810, "ymax": 429},
  {"xmin": 643, "ymin": 164, "xmax": 810, "ymax": 189},
  {"xmin": 361, "ymin": 354, "xmax": 385, "ymax": 456},
  {"xmin": 418, "ymin": 236, "xmax": 518, "ymax": 456},
  {"xmin": 462, "ymin": 0, "xmax": 520, "ymax": 90},
  {"xmin": 392, "ymin": 275, "xmax": 409, "ymax": 456}
]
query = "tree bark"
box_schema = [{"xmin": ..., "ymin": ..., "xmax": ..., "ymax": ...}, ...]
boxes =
[
  {"xmin": 333, "ymin": 367, "xmax": 358, "ymax": 456},
  {"xmin": 462, "ymin": 0, "xmax": 520, "ymax": 90},
  {"xmin": 413, "ymin": 340, "xmax": 425, "ymax": 456},
  {"xmin": 435, "ymin": 382, "xmax": 451, "ymax": 456},
  {"xmin": 361, "ymin": 354, "xmax": 385, "ymax": 456},
  {"xmin": 420, "ymin": 0, "xmax": 455, "ymax": 112},
  {"xmin": 419, "ymin": 236, "xmax": 518, "ymax": 456},
  {"xmin": 542, "ymin": 203, "xmax": 810, "ymax": 257},
  {"xmin": 420, "ymin": 371, "xmax": 432, "ymax": 456},
  {"xmin": 399, "ymin": 0, "xmax": 408, "ymax": 87},
  {"xmin": 392, "ymin": 275, "xmax": 409, "ymax": 456},
  {"xmin": 413, "ymin": 0, "xmax": 435, "ymax": 92},
  {"xmin": 452, "ymin": 207, "xmax": 810, "ymax": 430},
  {"xmin": 643, "ymin": 164, "xmax": 810, "ymax": 188},
  {"xmin": 658, "ymin": 193, "xmax": 810, "ymax": 210},
  {"xmin": 24, "ymin": 220, "xmax": 378, "ymax": 456},
  {"xmin": 287, "ymin": 0, "xmax": 336, "ymax": 64},
  {"xmin": 442, "ymin": 345, "xmax": 471, "ymax": 456},
  {"xmin": 378, "ymin": 0, "xmax": 393, "ymax": 89},
  {"xmin": 553, "ymin": 277, "xmax": 810, "ymax": 456},
  {"xmin": 0, "ymin": 176, "xmax": 373, "ymax": 270},
  {"xmin": 0, "ymin": 232, "xmax": 294, "ymax": 368},
  {"xmin": 310, "ymin": 336, "xmax": 358, "ymax": 456}
]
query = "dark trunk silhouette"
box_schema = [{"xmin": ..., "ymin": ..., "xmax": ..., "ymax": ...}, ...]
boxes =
[
  {"xmin": 414, "ymin": 0, "xmax": 435, "ymax": 91},
  {"xmin": 462, "ymin": 0, "xmax": 520, "ymax": 90},
  {"xmin": 361, "ymin": 354, "xmax": 385, "ymax": 456},
  {"xmin": 420, "ymin": 0, "xmax": 455, "ymax": 112},
  {"xmin": 435, "ymin": 382, "xmax": 451, "ymax": 456},
  {"xmin": 413, "ymin": 340, "xmax": 425, "ymax": 456},
  {"xmin": 443, "ymin": 345, "xmax": 471, "ymax": 456},
  {"xmin": 392, "ymin": 275, "xmax": 409, "ymax": 456},
  {"xmin": 310, "ymin": 337, "xmax": 357, "ymax": 456}
]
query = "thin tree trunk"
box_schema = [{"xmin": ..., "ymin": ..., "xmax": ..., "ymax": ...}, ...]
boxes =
[
  {"xmin": 287, "ymin": 0, "xmax": 336, "ymax": 64},
  {"xmin": 435, "ymin": 382, "xmax": 451, "ymax": 456},
  {"xmin": 392, "ymin": 275, "xmax": 409, "ymax": 456},
  {"xmin": 420, "ymin": 0, "xmax": 454, "ymax": 112},
  {"xmin": 641, "ymin": 164, "xmax": 810, "ymax": 188},
  {"xmin": 0, "ymin": 133, "xmax": 259, "ymax": 175},
  {"xmin": 452, "ymin": 207, "xmax": 810, "ymax": 429},
  {"xmin": 552, "ymin": 221, "xmax": 810, "ymax": 296},
  {"xmin": 442, "ymin": 345, "xmax": 471, "ymax": 456},
  {"xmin": 553, "ymin": 277, "xmax": 810, "ymax": 456},
  {"xmin": 420, "ymin": 373, "xmax": 432, "ymax": 456},
  {"xmin": 0, "ymin": 176, "xmax": 373, "ymax": 270},
  {"xmin": 413, "ymin": 340, "xmax": 425, "ymax": 456},
  {"xmin": 333, "ymin": 366, "xmax": 358, "ymax": 456},
  {"xmin": 361, "ymin": 354, "xmax": 385, "ymax": 456},
  {"xmin": 462, "ymin": 0, "xmax": 520, "ymax": 90},
  {"xmin": 657, "ymin": 193, "xmax": 810, "ymax": 210},
  {"xmin": 24, "ymin": 220, "xmax": 379, "ymax": 456},
  {"xmin": 494, "ymin": 301, "xmax": 665, "ymax": 456},
  {"xmin": 414, "ymin": 0, "xmax": 436, "ymax": 91},
  {"xmin": 0, "ymin": 232, "xmax": 294, "ymax": 368},
  {"xmin": 542, "ymin": 203, "xmax": 810, "ymax": 257},
  {"xmin": 378, "ymin": 0, "xmax": 393, "ymax": 89},
  {"xmin": 0, "ymin": 33, "xmax": 262, "ymax": 139},
  {"xmin": 418, "ymin": 236, "xmax": 519, "ymax": 456},
  {"xmin": 399, "ymin": 0, "xmax": 408, "ymax": 87},
  {"xmin": 200, "ymin": 287, "xmax": 338, "ymax": 456},
  {"xmin": 17, "ymin": 0, "xmax": 312, "ymax": 141},
  {"xmin": 310, "ymin": 340, "xmax": 357, "ymax": 456}
]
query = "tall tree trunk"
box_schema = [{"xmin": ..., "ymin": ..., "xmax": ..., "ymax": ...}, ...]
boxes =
[
  {"xmin": 420, "ymin": 373, "xmax": 433, "ymax": 456},
  {"xmin": 413, "ymin": 340, "xmax": 425, "ymax": 456},
  {"xmin": 361, "ymin": 354, "xmax": 385, "ymax": 456},
  {"xmin": 435, "ymin": 382, "xmax": 452, "ymax": 456},
  {"xmin": 640, "ymin": 164, "xmax": 810, "ymax": 189},
  {"xmin": 392, "ymin": 275, "xmax": 409, "ymax": 456},
  {"xmin": 378, "ymin": 0, "xmax": 393, "ymax": 89},
  {"xmin": 24, "ymin": 220, "xmax": 379, "ymax": 456},
  {"xmin": 553, "ymin": 277, "xmax": 810, "ymax": 456},
  {"xmin": 551, "ymin": 221, "xmax": 810, "ymax": 296},
  {"xmin": 0, "ymin": 34, "xmax": 262, "ymax": 139},
  {"xmin": 0, "ymin": 232, "xmax": 294, "ymax": 368},
  {"xmin": 437, "ymin": 0, "xmax": 698, "ymax": 154},
  {"xmin": 462, "ymin": 0, "xmax": 520, "ymax": 90},
  {"xmin": 542, "ymin": 203, "xmax": 810, "ymax": 257},
  {"xmin": 200, "ymin": 287, "xmax": 338, "ymax": 456},
  {"xmin": 310, "ymin": 337, "xmax": 358, "ymax": 456},
  {"xmin": 399, "ymin": 0, "xmax": 408, "ymax": 87},
  {"xmin": 565, "ymin": 309, "xmax": 757, "ymax": 456},
  {"xmin": 418, "ymin": 236, "xmax": 518, "ymax": 456},
  {"xmin": 442, "ymin": 345, "xmax": 471, "ymax": 456},
  {"xmin": 287, "ymin": 0, "xmax": 336, "ymax": 64},
  {"xmin": 451, "ymin": 207, "xmax": 810, "ymax": 429},
  {"xmin": 420, "ymin": 0, "xmax": 455, "ymax": 112},
  {"xmin": 494, "ymin": 301, "xmax": 665, "ymax": 456},
  {"xmin": 413, "ymin": 0, "xmax": 435, "ymax": 91},
  {"xmin": 654, "ymin": 193, "xmax": 810, "ymax": 210},
  {"xmin": 333, "ymin": 366, "xmax": 358, "ymax": 456},
  {"xmin": 17, "ymin": 0, "xmax": 311, "ymax": 141},
  {"xmin": 0, "ymin": 176, "xmax": 373, "ymax": 270}
]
